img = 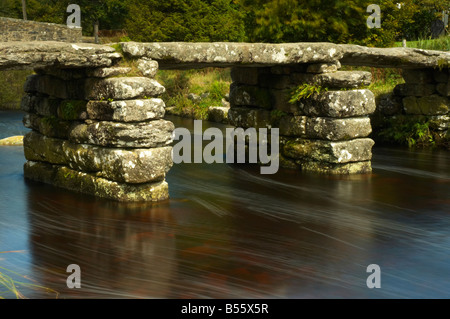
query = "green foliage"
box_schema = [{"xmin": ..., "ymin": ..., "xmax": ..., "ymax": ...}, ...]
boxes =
[
  {"xmin": 58, "ymin": 100, "xmax": 87, "ymax": 120},
  {"xmin": 119, "ymin": 36, "xmax": 131, "ymax": 42},
  {"xmin": 2, "ymin": 0, "xmax": 447, "ymax": 46},
  {"xmin": 156, "ymin": 68, "xmax": 231, "ymax": 120},
  {"xmin": 365, "ymin": 0, "xmax": 449, "ymax": 47},
  {"xmin": 208, "ymin": 81, "xmax": 229, "ymax": 101},
  {"xmin": 0, "ymin": 0, "xmax": 129, "ymax": 36},
  {"xmin": 289, "ymin": 84, "xmax": 327, "ymax": 103},
  {"xmin": 124, "ymin": 0, "xmax": 246, "ymax": 42},
  {"xmin": 396, "ymin": 36, "xmax": 450, "ymax": 51},
  {"xmin": 238, "ymin": 0, "xmax": 371, "ymax": 43},
  {"xmin": 377, "ymin": 117, "xmax": 436, "ymax": 148}
]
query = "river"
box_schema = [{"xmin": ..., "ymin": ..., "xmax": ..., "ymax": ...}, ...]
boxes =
[{"xmin": 0, "ymin": 110, "xmax": 449, "ymax": 299}]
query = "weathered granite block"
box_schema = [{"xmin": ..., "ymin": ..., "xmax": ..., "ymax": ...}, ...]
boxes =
[
  {"xmin": 306, "ymin": 62, "xmax": 340, "ymax": 74},
  {"xmin": 305, "ymin": 117, "xmax": 372, "ymax": 141},
  {"xmin": 24, "ymin": 131, "xmax": 172, "ymax": 184},
  {"xmin": 436, "ymin": 82, "xmax": 450, "ymax": 96},
  {"xmin": 229, "ymin": 84, "xmax": 273, "ymax": 109},
  {"xmin": 25, "ymin": 74, "xmax": 165, "ymax": 100},
  {"xmin": 291, "ymin": 71, "xmax": 372, "ymax": 88},
  {"xmin": 137, "ymin": 58, "xmax": 159, "ymax": 77},
  {"xmin": 377, "ymin": 93, "xmax": 403, "ymax": 116},
  {"xmin": 403, "ymin": 95, "xmax": 450, "ymax": 115},
  {"xmin": 23, "ymin": 113, "xmax": 72, "ymax": 139},
  {"xmin": 228, "ymin": 108, "xmax": 271, "ymax": 129},
  {"xmin": 281, "ymin": 138, "xmax": 374, "ymax": 164},
  {"xmin": 299, "ymin": 89, "xmax": 376, "ymax": 118},
  {"xmin": 230, "ymin": 67, "xmax": 259, "ymax": 85},
  {"xmin": 21, "ymin": 95, "xmax": 88, "ymax": 120},
  {"xmin": 35, "ymin": 67, "xmax": 131, "ymax": 80},
  {"xmin": 24, "ymin": 113, "xmax": 174, "ymax": 147},
  {"xmin": 68, "ymin": 119, "xmax": 174, "ymax": 148},
  {"xmin": 429, "ymin": 115, "xmax": 450, "ymax": 131},
  {"xmin": 279, "ymin": 154, "xmax": 372, "ymax": 174},
  {"xmin": 86, "ymin": 67, "xmax": 132, "ymax": 78},
  {"xmin": 394, "ymin": 83, "xmax": 436, "ymax": 96},
  {"xmin": 121, "ymin": 42, "xmax": 343, "ymax": 68},
  {"xmin": 270, "ymin": 66, "xmax": 297, "ymax": 75},
  {"xmin": 24, "ymin": 161, "xmax": 169, "ymax": 202},
  {"xmin": 271, "ymin": 89, "xmax": 302, "ymax": 115},
  {"xmin": 84, "ymin": 77, "xmax": 166, "ymax": 100},
  {"xmin": 433, "ymin": 69, "xmax": 449, "ymax": 83},
  {"xmin": 0, "ymin": 41, "xmax": 121, "ymax": 71},
  {"xmin": 87, "ymin": 98, "xmax": 165, "ymax": 122},
  {"xmin": 279, "ymin": 115, "xmax": 307, "ymax": 136},
  {"xmin": 299, "ymin": 160, "xmax": 372, "ymax": 174},
  {"xmin": 258, "ymin": 74, "xmax": 292, "ymax": 89},
  {"xmin": 208, "ymin": 106, "xmax": 229, "ymax": 123},
  {"xmin": 24, "ymin": 74, "xmax": 84, "ymax": 99},
  {"xmin": 402, "ymin": 69, "xmax": 434, "ymax": 83}
]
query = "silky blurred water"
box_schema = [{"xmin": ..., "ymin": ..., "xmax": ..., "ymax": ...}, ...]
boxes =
[{"xmin": 0, "ymin": 111, "xmax": 449, "ymax": 299}]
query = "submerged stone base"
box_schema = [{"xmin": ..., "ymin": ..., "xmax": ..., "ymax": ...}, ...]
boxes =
[
  {"xmin": 279, "ymin": 155, "xmax": 372, "ymax": 174},
  {"xmin": 24, "ymin": 161, "xmax": 169, "ymax": 202}
]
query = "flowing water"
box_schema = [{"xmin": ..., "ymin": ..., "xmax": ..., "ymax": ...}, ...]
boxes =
[{"xmin": 0, "ymin": 110, "xmax": 449, "ymax": 299}]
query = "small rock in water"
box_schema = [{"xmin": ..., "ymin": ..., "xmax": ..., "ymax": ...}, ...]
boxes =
[{"xmin": 208, "ymin": 106, "xmax": 229, "ymax": 124}]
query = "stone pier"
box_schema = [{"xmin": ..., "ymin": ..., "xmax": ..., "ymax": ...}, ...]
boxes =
[
  {"xmin": 228, "ymin": 64, "xmax": 375, "ymax": 174},
  {"xmin": 5, "ymin": 42, "xmax": 173, "ymax": 201}
]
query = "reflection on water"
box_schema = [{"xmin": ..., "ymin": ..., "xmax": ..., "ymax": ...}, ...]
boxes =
[{"xmin": 0, "ymin": 111, "xmax": 449, "ymax": 298}]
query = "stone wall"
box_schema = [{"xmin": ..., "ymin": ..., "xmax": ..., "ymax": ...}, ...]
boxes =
[
  {"xmin": 0, "ymin": 17, "xmax": 82, "ymax": 42},
  {"xmin": 20, "ymin": 59, "xmax": 173, "ymax": 202},
  {"xmin": 374, "ymin": 68, "xmax": 450, "ymax": 145},
  {"xmin": 229, "ymin": 64, "xmax": 376, "ymax": 174}
]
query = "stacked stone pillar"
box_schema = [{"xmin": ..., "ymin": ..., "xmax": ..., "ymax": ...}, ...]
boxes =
[
  {"xmin": 229, "ymin": 63, "xmax": 376, "ymax": 174},
  {"xmin": 21, "ymin": 62, "xmax": 174, "ymax": 201}
]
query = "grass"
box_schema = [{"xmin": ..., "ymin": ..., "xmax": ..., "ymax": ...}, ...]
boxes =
[
  {"xmin": 373, "ymin": 115, "xmax": 449, "ymax": 149},
  {"xmin": 289, "ymin": 83, "xmax": 327, "ymax": 103},
  {"xmin": 0, "ymin": 251, "xmax": 59, "ymax": 299},
  {"xmin": 394, "ymin": 35, "xmax": 450, "ymax": 51},
  {"xmin": 156, "ymin": 68, "xmax": 231, "ymax": 120}
]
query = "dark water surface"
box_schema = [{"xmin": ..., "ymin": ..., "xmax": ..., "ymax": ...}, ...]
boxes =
[{"xmin": 0, "ymin": 111, "xmax": 449, "ymax": 299}]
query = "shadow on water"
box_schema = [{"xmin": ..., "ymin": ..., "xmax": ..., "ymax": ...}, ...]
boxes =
[{"xmin": 0, "ymin": 111, "xmax": 449, "ymax": 298}]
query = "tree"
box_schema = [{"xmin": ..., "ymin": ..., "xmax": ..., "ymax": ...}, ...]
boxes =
[
  {"xmin": 237, "ymin": 0, "xmax": 371, "ymax": 43},
  {"xmin": 124, "ymin": 0, "xmax": 246, "ymax": 42},
  {"xmin": 21, "ymin": 0, "xmax": 27, "ymax": 20},
  {"xmin": 365, "ymin": 0, "xmax": 449, "ymax": 47}
]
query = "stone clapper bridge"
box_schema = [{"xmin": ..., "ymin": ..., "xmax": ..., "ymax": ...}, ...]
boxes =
[{"xmin": 0, "ymin": 41, "xmax": 449, "ymax": 201}]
